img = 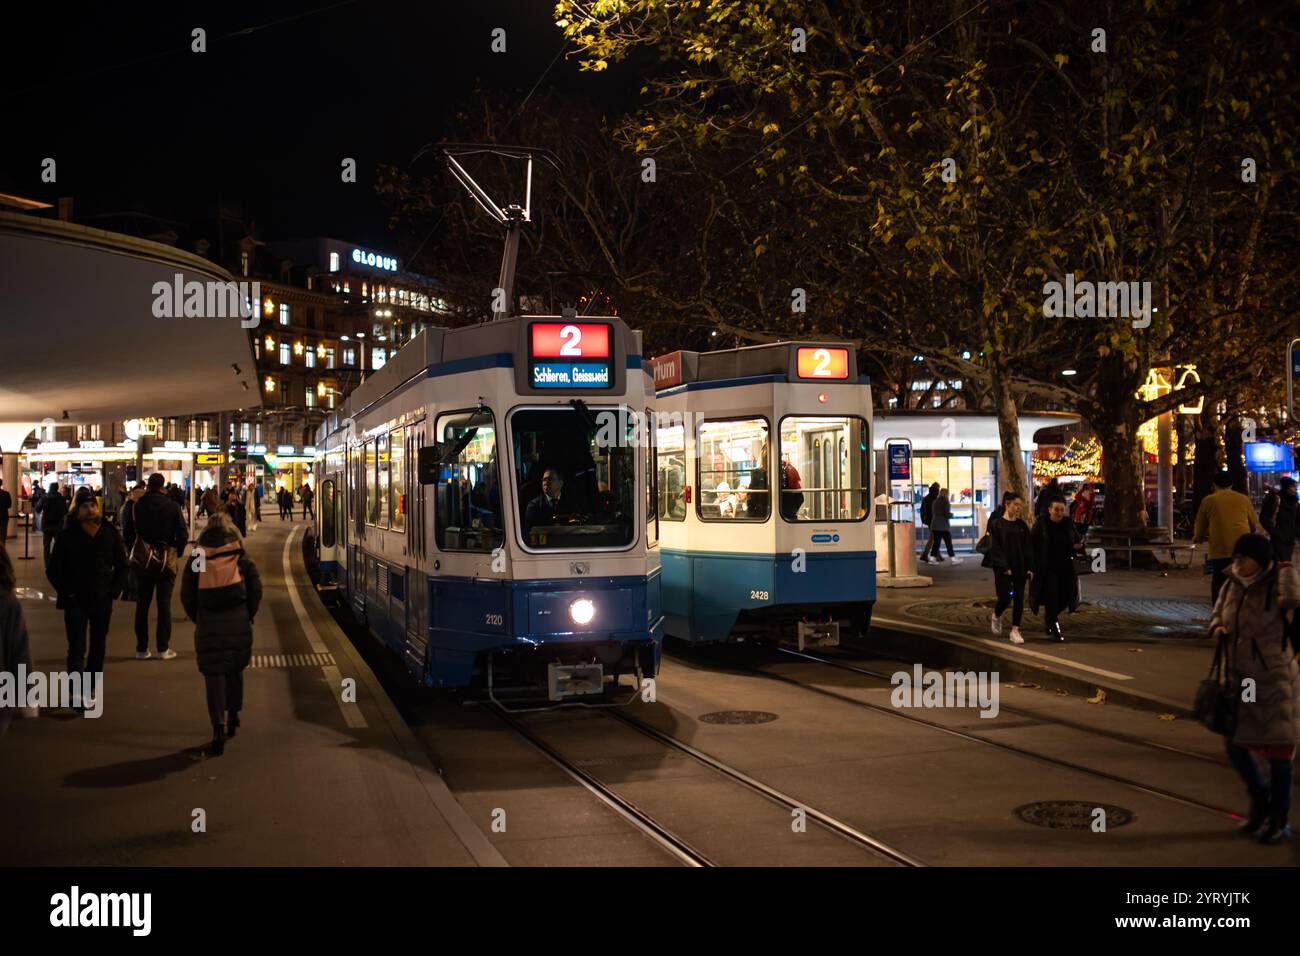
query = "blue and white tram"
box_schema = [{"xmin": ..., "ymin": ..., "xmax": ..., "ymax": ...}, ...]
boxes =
[
  {"xmin": 314, "ymin": 315, "xmax": 663, "ymax": 703},
  {"xmin": 652, "ymin": 342, "xmax": 875, "ymax": 647}
]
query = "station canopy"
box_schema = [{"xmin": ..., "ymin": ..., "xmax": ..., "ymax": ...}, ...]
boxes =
[{"xmin": 0, "ymin": 212, "xmax": 259, "ymax": 438}]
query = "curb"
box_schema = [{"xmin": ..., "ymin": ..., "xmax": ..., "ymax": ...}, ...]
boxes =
[
  {"xmin": 865, "ymin": 612, "xmax": 1194, "ymax": 718},
  {"xmin": 288, "ymin": 528, "xmax": 509, "ymax": 867}
]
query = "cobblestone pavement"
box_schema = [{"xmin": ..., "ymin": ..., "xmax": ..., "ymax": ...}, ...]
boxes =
[{"xmin": 898, "ymin": 595, "xmax": 1213, "ymax": 642}]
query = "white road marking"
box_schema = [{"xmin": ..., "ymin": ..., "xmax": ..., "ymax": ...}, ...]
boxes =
[
  {"xmin": 873, "ymin": 613, "xmax": 1134, "ymax": 681},
  {"xmin": 281, "ymin": 527, "xmax": 369, "ymax": 727}
]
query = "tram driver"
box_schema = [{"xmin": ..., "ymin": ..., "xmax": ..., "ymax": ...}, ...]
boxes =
[{"xmin": 523, "ymin": 468, "xmax": 570, "ymax": 533}]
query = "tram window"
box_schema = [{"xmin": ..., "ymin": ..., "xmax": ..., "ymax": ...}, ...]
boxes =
[
  {"xmin": 656, "ymin": 418, "xmax": 687, "ymax": 521},
  {"xmin": 321, "ymin": 479, "xmax": 336, "ymax": 548},
  {"xmin": 390, "ymin": 427, "xmax": 406, "ymax": 532},
  {"xmin": 376, "ymin": 432, "xmax": 390, "ymax": 528},
  {"xmin": 510, "ymin": 406, "xmax": 636, "ymax": 551},
  {"xmin": 364, "ymin": 439, "xmax": 378, "ymax": 524},
  {"xmin": 696, "ymin": 418, "xmax": 770, "ymax": 522},
  {"xmin": 644, "ymin": 409, "xmax": 657, "ymax": 545},
  {"xmin": 435, "ymin": 410, "xmax": 504, "ymax": 553},
  {"xmin": 777, "ymin": 415, "xmax": 871, "ymax": 522}
]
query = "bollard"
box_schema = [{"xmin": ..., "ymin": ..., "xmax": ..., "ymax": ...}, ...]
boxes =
[{"xmin": 18, "ymin": 511, "xmax": 34, "ymax": 560}]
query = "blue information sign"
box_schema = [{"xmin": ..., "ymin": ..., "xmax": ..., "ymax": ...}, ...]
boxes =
[{"xmin": 887, "ymin": 442, "xmax": 911, "ymax": 482}]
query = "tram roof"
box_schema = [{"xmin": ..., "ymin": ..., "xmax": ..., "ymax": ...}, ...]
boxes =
[
  {"xmin": 652, "ymin": 341, "xmax": 862, "ymax": 392},
  {"xmin": 318, "ymin": 314, "xmax": 642, "ymax": 443}
]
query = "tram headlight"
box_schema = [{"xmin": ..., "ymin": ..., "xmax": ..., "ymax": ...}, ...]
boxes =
[{"xmin": 569, "ymin": 599, "xmax": 596, "ymax": 625}]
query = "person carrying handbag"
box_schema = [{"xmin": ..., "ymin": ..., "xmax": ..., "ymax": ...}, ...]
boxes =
[
  {"xmin": 1205, "ymin": 533, "xmax": 1300, "ymax": 844},
  {"xmin": 123, "ymin": 473, "xmax": 189, "ymax": 660}
]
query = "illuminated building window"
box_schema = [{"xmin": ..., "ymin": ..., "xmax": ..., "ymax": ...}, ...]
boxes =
[
  {"xmin": 279, "ymin": 342, "xmax": 290, "ymax": 365},
  {"xmin": 279, "ymin": 303, "xmax": 290, "ymax": 326},
  {"xmin": 305, "ymin": 388, "xmax": 316, "ymax": 408},
  {"xmin": 306, "ymin": 349, "xmax": 315, "ymax": 369},
  {"xmin": 240, "ymin": 252, "xmax": 249, "ymax": 276},
  {"xmin": 326, "ymin": 347, "xmax": 335, "ymax": 369},
  {"xmin": 329, "ymin": 252, "xmax": 340, "ymax": 272},
  {"xmin": 372, "ymin": 348, "xmax": 387, "ymax": 370},
  {"xmin": 343, "ymin": 348, "xmax": 356, "ymax": 366}
]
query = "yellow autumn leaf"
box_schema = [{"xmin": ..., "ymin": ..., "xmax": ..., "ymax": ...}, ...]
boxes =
[
  {"xmin": 1054, "ymin": 53, "xmax": 1068, "ymax": 68},
  {"xmin": 1087, "ymin": 688, "xmax": 1107, "ymax": 704}
]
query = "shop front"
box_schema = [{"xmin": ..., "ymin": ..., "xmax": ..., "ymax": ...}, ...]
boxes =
[{"xmin": 873, "ymin": 411, "xmax": 1078, "ymax": 551}]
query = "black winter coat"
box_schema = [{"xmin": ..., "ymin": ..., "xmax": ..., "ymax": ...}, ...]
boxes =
[
  {"xmin": 180, "ymin": 526, "xmax": 262, "ymax": 676},
  {"xmin": 1271, "ymin": 495, "xmax": 1298, "ymax": 563},
  {"xmin": 125, "ymin": 490, "xmax": 189, "ymax": 553},
  {"xmin": 38, "ymin": 493, "xmax": 69, "ymax": 537},
  {"xmin": 981, "ymin": 514, "xmax": 1032, "ymax": 575},
  {"xmin": 47, "ymin": 521, "xmax": 129, "ymax": 605},
  {"xmin": 1029, "ymin": 516, "xmax": 1082, "ymax": 615}
]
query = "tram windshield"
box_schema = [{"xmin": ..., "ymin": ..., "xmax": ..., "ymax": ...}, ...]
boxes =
[
  {"xmin": 777, "ymin": 415, "xmax": 871, "ymax": 522},
  {"xmin": 511, "ymin": 406, "xmax": 636, "ymax": 550}
]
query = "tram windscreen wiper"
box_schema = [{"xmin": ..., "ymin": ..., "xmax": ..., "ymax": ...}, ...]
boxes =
[{"xmin": 569, "ymin": 398, "xmax": 597, "ymax": 433}]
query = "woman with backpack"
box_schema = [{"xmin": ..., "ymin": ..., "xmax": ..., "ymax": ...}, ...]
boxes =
[
  {"xmin": 181, "ymin": 512, "xmax": 262, "ymax": 757},
  {"xmin": 1208, "ymin": 533, "xmax": 1300, "ymax": 844}
]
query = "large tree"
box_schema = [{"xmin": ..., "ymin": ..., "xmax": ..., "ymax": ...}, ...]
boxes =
[{"xmin": 555, "ymin": 0, "xmax": 1299, "ymax": 524}]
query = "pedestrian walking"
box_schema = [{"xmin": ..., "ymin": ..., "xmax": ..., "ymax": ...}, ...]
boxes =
[
  {"xmin": 984, "ymin": 492, "xmax": 1033, "ymax": 645},
  {"xmin": 243, "ymin": 484, "xmax": 257, "ymax": 534},
  {"xmin": 928, "ymin": 487, "xmax": 960, "ymax": 563},
  {"xmin": 0, "ymin": 543, "xmax": 38, "ymax": 735},
  {"xmin": 253, "ymin": 482, "xmax": 263, "ymax": 522},
  {"xmin": 223, "ymin": 489, "xmax": 247, "ymax": 538},
  {"xmin": 181, "ymin": 512, "xmax": 262, "ymax": 757},
  {"xmin": 123, "ymin": 473, "xmax": 189, "ymax": 661},
  {"xmin": 0, "ymin": 478, "xmax": 12, "ymax": 544},
  {"xmin": 36, "ymin": 482, "xmax": 68, "ymax": 567},
  {"xmin": 46, "ymin": 493, "xmax": 128, "ymax": 711},
  {"xmin": 1261, "ymin": 476, "xmax": 1298, "ymax": 565},
  {"xmin": 1030, "ymin": 495, "xmax": 1084, "ymax": 641},
  {"xmin": 301, "ymin": 483, "xmax": 315, "ymax": 520},
  {"xmin": 1209, "ymin": 533, "xmax": 1299, "ymax": 844},
  {"xmin": 1071, "ymin": 481, "xmax": 1096, "ymax": 536},
  {"xmin": 1194, "ymin": 470, "xmax": 1264, "ymax": 606},
  {"xmin": 1034, "ymin": 477, "xmax": 1062, "ymax": 520},
  {"xmin": 918, "ymin": 483, "xmax": 939, "ymax": 564}
]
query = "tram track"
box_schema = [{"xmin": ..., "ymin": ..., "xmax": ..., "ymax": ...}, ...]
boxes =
[
  {"xmin": 490, "ymin": 702, "xmax": 925, "ymax": 868},
  {"xmin": 713, "ymin": 643, "xmax": 1241, "ymax": 821}
]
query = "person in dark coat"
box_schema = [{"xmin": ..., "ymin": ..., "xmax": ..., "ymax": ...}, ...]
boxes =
[
  {"xmin": 1262, "ymin": 476, "xmax": 1298, "ymax": 565},
  {"xmin": 1034, "ymin": 478, "xmax": 1061, "ymax": 519},
  {"xmin": 983, "ymin": 492, "xmax": 1033, "ymax": 645},
  {"xmin": 1029, "ymin": 495, "xmax": 1084, "ymax": 641},
  {"xmin": 0, "ymin": 477, "xmax": 12, "ymax": 544},
  {"xmin": 928, "ymin": 487, "xmax": 958, "ymax": 563},
  {"xmin": 300, "ymin": 483, "xmax": 315, "ymax": 520},
  {"xmin": 123, "ymin": 473, "xmax": 190, "ymax": 660},
  {"xmin": 46, "ymin": 495, "xmax": 128, "ymax": 708},
  {"xmin": 222, "ymin": 490, "xmax": 247, "ymax": 538},
  {"xmin": 181, "ymin": 513, "xmax": 262, "ymax": 756},
  {"xmin": 0, "ymin": 543, "xmax": 37, "ymax": 735},
  {"xmin": 918, "ymin": 483, "xmax": 939, "ymax": 564},
  {"xmin": 37, "ymin": 482, "xmax": 68, "ymax": 567},
  {"xmin": 1209, "ymin": 533, "xmax": 1300, "ymax": 844}
]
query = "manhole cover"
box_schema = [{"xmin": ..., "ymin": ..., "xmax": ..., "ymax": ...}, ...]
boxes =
[
  {"xmin": 698, "ymin": 710, "xmax": 779, "ymax": 725},
  {"xmin": 1015, "ymin": 800, "xmax": 1136, "ymax": 829}
]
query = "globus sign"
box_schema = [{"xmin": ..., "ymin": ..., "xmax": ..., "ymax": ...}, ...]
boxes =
[{"xmin": 527, "ymin": 321, "xmax": 614, "ymax": 390}]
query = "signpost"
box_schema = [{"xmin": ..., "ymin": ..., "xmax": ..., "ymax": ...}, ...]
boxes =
[
  {"xmin": 1288, "ymin": 339, "xmax": 1300, "ymax": 420},
  {"xmin": 883, "ymin": 438, "xmax": 913, "ymax": 579}
]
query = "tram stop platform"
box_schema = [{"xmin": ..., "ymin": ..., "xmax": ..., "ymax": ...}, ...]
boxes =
[
  {"xmin": 870, "ymin": 548, "xmax": 1218, "ymax": 717},
  {"xmin": 0, "ymin": 520, "xmax": 504, "ymax": 867}
]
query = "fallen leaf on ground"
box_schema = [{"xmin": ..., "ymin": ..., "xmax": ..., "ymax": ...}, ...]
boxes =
[
  {"xmin": 1156, "ymin": 713, "xmax": 1176, "ymax": 721},
  {"xmin": 1128, "ymin": 648, "xmax": 1143, "ymax": 653},
  {"xmin": 1055, "ymin": 688, "xmax": 1069, "ymax": 696},
  {"xmin": 1087, "ymin": 688, "xmax": 1107, "ymax": 704},
  {"xmin": 1018, "ymin": 682, "xmax": 1041, "ymax": 689}
]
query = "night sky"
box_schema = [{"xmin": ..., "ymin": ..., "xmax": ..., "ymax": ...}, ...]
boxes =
[{"xmin": 1, "ymin": 1, "xmax": 635, "ymax": 247}]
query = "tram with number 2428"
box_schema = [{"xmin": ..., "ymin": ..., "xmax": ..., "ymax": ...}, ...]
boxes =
[
  {"xmin": 652, "ymin": 342, "xmax": 876, "ymax": 649},
  {"xmin": 312, "ymin": 314, "xmax": 663, "ymax": 705}
]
